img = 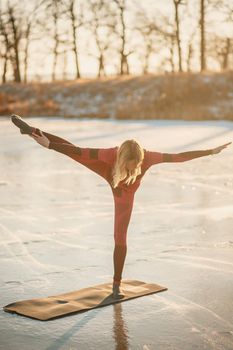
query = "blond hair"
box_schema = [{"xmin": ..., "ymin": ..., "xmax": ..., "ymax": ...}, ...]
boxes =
[{"xmin": 112, "ymin": 139, "xmax": 144, "ymax": 188}]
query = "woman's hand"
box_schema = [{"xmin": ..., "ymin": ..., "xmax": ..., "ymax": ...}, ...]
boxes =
[
  {"xmin": 30, "ymin": 131, "xmax": 50, "ymax": 148},
  {"xmin": 211, "ymin": 142, "xmax": 231, "ymax": 155}
]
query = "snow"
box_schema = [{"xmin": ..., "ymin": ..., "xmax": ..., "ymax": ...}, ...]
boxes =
[{"xmin": 0, "ymin": 117, "xmax": 233, "ymax": 350}]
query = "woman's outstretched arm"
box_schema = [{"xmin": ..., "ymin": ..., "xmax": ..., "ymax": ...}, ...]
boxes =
[
  {"xmin": 162, "ymin": 142, "xmax": 231, "ymax": 162},
  {"xmin": 144, "ymin": 142, "xmax": 231, "ymax": 167}
]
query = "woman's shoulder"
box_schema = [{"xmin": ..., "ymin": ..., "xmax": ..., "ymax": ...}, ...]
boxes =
[
  {"xmin": 98, "ymin": 146, "xmax": 118, "ymax": 164},
  {"xmin": 142, "ymin": 148, "xmax": 163, "ymax": 166}
]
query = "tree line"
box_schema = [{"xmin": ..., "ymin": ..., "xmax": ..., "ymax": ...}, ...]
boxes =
[{"xmin": 0, "ymin": 0, "xmax": 232, "ymax": 83}]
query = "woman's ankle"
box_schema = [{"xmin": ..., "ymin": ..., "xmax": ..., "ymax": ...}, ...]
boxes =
[
  {"xmin": 31, "ymin": 127, "xmax": 42, "ymax": 136},
  {"xmin": 113, "ymin": 279, "xmax": 121, "ymax": 286},
  {"xmin": 112, "ymin": 283, "xmax": 124, "ymax": 298}
]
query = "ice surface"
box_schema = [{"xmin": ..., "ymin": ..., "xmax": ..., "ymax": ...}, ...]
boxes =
[{"xmin": 0, "ymin": 117, "xmax": 233, "ymax": 349}]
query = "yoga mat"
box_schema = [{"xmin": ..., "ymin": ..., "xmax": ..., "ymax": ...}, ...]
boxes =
[{"xmin": 3, "ymin": 280, "xmax": 167, "ymax": 321}]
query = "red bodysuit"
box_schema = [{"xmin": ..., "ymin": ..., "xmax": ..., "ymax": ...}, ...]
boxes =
[{"xmin": 46, "ymin": 132, "xmax": 211, "ymax": 247}]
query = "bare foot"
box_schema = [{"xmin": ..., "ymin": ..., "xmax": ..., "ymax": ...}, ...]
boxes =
[{"xmin": 112, "ymin": 283, "xmax": 125, "ymax": 299}]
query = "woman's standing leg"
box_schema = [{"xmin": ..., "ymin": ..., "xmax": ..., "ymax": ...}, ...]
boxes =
[
  {"xmin": 113, "ymin": 245, "xmax": 127, "ymax": 290},
  {"xmin": 112, "ymin": 194, "xmax": 134, "ymax": 298}
]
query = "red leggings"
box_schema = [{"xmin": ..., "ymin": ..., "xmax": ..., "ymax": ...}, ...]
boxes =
[{"xmin": 35, "ymin": 128, "xmax": 134, "ymax": 247}]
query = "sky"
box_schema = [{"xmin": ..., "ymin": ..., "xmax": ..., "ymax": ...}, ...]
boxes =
[{"xmin": 0, "ymin": 0, "xmax": 232, "ymax": 80}]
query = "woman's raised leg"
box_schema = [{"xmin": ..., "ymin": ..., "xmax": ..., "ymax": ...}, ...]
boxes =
[
  {"xmin": 35, "ymin": 128, "xmax": 74, "ymax": 145},
  {"xmin": 11, "ymin": 114, "xmax": 74, "ymax": 145},
  {"xmin": 11, "ymin": 115, "xmax": 112, "ymax": 181}
]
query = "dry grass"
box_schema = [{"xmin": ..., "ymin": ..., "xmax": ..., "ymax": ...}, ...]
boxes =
[{"xmin": 0, "ymin": 72, "xmax": 232, "ymax": 120}]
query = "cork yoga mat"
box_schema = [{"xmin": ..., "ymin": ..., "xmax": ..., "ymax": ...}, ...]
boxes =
[{"xmin": 3, "ymin": 280, "xmax": 167, "ymax": 321}]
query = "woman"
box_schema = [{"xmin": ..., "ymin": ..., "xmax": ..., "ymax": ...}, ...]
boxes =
[{"xmin": 11, "ymin": 115, "xmax": 231, "ymax": 299}]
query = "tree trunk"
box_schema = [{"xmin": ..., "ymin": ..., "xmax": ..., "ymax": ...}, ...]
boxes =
[
  {"xmin": 143, "ymin": 49, "xmax": 150, "ymax": 74},
  {"xmin": 62, "ymin": 51, "xmax": 68, "ymax": 80},
  {"xmin": 98, "ymin": 53, "xmax": 105, "ymax": 77},
  {"xmin": 2, "ymin": 55, "xmax": 8, "ymax": 83},
  {"xmin": 142, "ymin": 36, "xmax": 154, "ymax": 74},
  {"xmin": 0, "ymin": 19, "xmax": 10, "ymax": 83},
  {"xmin": 174, "ymin": 0, "xmax": 182, "ymax": 72},
  {"xmin": 70, "ymin": 0, "xmax": 81, "ymax": 79},
  {"xmin": 169, "ymin": 35, "xmax": 175, "ymax": 73},
  {"xmin": 118, "ymin": 1, "xmax": 129, "ymax": 75},
  {"xmin": 24, "ymin": 22, "xmax": 31, "ymax": 83},
  {"xmin": 52, "ymin": 6, "xmax": 59, "ymax": 81},
  {"xmin": 121, "ymin": 53, "xmax": 129, "ymax": 74},
  {"xmin": 52, "ymin": 36, "xmax": 58, "ymax": 81},
  {"xmin": 200, "ymin": 0, "xmax": 206, "ymax": 71},
  {"xmin": 222, "ymin": 38, "xmax": 230, "ymax": 70},
  {"xmin": 8, "ymin": 7, "xmax": 21, "ymax": 82},
  {"xmin": 187, "ymin": 43, "xmax": 193, "ymax": 72}
]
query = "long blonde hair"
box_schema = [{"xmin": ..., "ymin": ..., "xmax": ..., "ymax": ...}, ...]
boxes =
[{"xmin": 112, "ymin": 139, "xmax": 144, "ymax": 188}]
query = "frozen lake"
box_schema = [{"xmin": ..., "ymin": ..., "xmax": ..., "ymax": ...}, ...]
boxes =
[{"xmin": 0, "ymin": 117, "xmax": 233, "ymax": 350}]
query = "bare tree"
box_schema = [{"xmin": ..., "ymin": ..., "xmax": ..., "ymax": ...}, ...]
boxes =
[
  {"xmin": 23, "ymin": 20, "xmax": 31, "ymax": 83},
  {"xmin": 22, "ymin": 1, "xmax": 45, "ymax": 83},
  {"xmin": 0, "ymin": 0, "xmax": 45, "ymax": 83},
  {"xmin": 140, "ymin": 25, "xmax": 156, "ymax": 75},
  {"xmin": 41, "ymin": 0, "xmax": 67, "ymax": 81},
  {"xmin": 200, "ymin": 0, "xmax": 206, "ymax": 71},
  {"xmin": 158, "ymin": 12, "xmax": 178, "ymax": 73},
  {"xmin": 51, "ymin": 0, "xmax": 61, "ymax": 81},
  {"xmin": 66, "ymin": 0, "xmax": 82, "ymax": 79},
  {"xmin": 221, "ymin": 38, "xmax": 232, "ymax": 70},
  {"xmin": 133, "ymin": 11, "xmax": 157, "ymax": 74},
  {"xmin": 200, "ymin": 0, "xmax": 233, "ymax": 71},
  {"xmin": 168, "ymin": 34, "xmax": 176, "ymax": 73},
  {"xmin": 113, "ymin": 0, "xmax": 131, "ymax": 75},
  {"xmin": 208, "ymin": 35, "xmax": 233, "ymax": 71},
  {"xmin": 222, "ymin": 38, "xmax": 233, "ymax": 70},
  {"xmin": 0, "ymin": 9, "xmax": 11, "ymax": 83},
  {"xmin": 133, "ymin": 9, "xmax": 172, "ymax": 74},
  {"xmin": 6, "ymin": 3, "xmax": 23, "ymax": 82},
  {"xmin": 186, "ymin": 26, "xmax": 199, "ymax": 72},
  {"xmin": 86, "ymin": 0, "xmax": 117, "ymax": 77},
  {"xmin": 173, "ymin": 0, "xmax": 184, "ymax": 72}
]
